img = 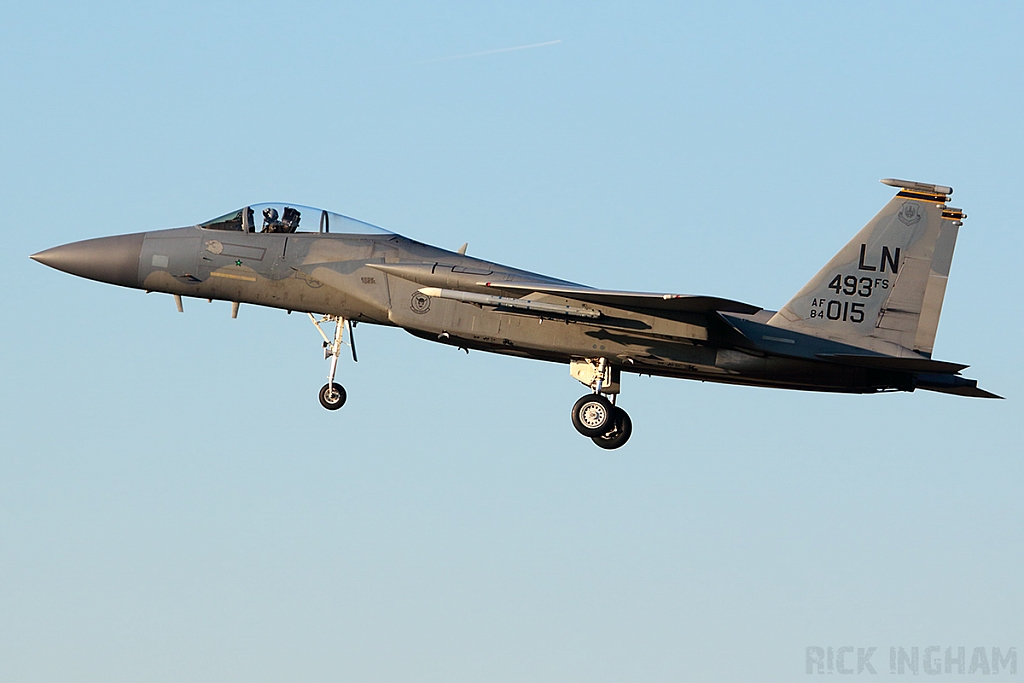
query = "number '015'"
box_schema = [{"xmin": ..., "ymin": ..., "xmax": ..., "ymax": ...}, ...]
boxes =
[{"xmin": 810, "ymin": 300, "xmax": 865, "ymax": 323}]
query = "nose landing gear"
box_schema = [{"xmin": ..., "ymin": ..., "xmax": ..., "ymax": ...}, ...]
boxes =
[
  {"xmin": 309, "ymin": 313, "xmax": 356, "ymax": 411},
  {"xmin": 569, "ymin": 358, "xmax": 632, "ymax": 449}
]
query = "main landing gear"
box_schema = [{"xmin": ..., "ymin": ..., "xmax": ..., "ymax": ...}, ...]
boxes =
[
  {"xmin": 309, "ymin": 313, "xmax": 357, "ymax": 411},
  {"xmin": 569, "ymin": 358, "xmax": 632, "ymax": 450}
]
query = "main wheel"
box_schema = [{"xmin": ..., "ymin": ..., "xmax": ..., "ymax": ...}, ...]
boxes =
[
  {"xmin": 592, "ymin": 407, "xmax": 632, "ymax": 450},
  {"xmin": 319, "ymin": 382, "xmax": 347, "ymax": 410},
  {"xmin": 571, "ymin": 394, "xmax": 614, "ymax": 437}
]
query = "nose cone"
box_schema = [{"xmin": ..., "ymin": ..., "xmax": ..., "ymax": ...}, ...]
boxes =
[{"xmin": 31, "ymin": 233, "xmax": 145, "ymax": 288}]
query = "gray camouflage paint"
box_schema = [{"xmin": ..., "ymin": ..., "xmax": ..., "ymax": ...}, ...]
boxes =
[{"xmin": 31, "ymin": 180, "xmax": 997, "ymax": 402}]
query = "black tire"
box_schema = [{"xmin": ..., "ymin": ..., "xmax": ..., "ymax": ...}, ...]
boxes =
[
  {"xmin": 319, "ymin": 382, "xmax": 347, "ymax": 410},
  {"xmin": 592, "ymin": 407, "xmax": 632, "ymax": 450},
  {"xmin": 571, "ymin": 394, "xmax": 614, "ymax": 437}
]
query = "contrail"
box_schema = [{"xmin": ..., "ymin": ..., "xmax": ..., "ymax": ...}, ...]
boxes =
[{"xmin": 412, "ymin": 39, "xmax": 561, "ymax": 66}]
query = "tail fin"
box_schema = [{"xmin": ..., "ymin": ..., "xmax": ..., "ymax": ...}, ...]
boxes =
[{"xmin": 768, "ymin": 179, "xmax": 964, "ymax": 357}]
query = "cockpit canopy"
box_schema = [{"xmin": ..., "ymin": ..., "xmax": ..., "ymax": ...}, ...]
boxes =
[{"xmin": 198, "ymin": 203, "xmax": 393, "ymax": 235}]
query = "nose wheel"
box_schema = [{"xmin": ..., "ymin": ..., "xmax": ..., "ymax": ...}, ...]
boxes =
[
  {"xmin": 319, "ymin": 382, "xmax": 347, "ymax": 410},
  {"xmin": 309, "ymin": 313, "xmax": 357, "ymax": 411}
]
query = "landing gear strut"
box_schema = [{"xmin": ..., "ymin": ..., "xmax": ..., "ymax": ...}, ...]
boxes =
[
  {"xmin": 569, "ymin": 358, "xmax": 632, "ymax": 449},
  {"xmin": 309, "ymin": 313, "xmax": 356, "ymax": 411}
]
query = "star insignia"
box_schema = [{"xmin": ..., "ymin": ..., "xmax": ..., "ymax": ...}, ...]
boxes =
[{"xmin": 235, "ymin": 259, "xmax": 243, "ymax": 266}]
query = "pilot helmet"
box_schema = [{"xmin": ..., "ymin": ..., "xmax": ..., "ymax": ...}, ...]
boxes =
[{"xmin": 263, "ymin": 207, "xmax": 279, "ymax": 222}]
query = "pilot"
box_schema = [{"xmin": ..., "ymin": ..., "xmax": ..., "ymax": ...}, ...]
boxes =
[{"xmin": 262, "ymin": 207, "xmax": 281, "ymax": 233}]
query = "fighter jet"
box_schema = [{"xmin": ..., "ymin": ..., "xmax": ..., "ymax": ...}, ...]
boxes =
[{"xmin": 32, "ymin": 179, "xmax": 999, "ymax": 449}]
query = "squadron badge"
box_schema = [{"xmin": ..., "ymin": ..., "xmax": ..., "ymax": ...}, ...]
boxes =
[
  {"xmin": 410, "ymin": 292, "xmax": 431, "ymax": 314},
  {"xmin": 898, "ymin": 202, "xmax": 922, "ymax": 225}
]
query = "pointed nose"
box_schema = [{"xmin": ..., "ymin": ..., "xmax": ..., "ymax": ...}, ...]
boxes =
[{"xmin": 31, "ymin": 233, "xmax": 145, "ymax": 288}]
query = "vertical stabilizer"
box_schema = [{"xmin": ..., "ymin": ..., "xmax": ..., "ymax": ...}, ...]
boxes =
[{"xmin": 768, "ymin": 179, "xmax": 964, "ymax": 357}]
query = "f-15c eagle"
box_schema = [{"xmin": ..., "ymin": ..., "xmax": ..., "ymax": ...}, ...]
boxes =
[{"xmin": 32, "ymin": 179, "xmax": 999, "ymax": 449}]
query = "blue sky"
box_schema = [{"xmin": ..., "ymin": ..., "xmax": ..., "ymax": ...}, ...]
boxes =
[{"xmin": 2, "ymin": 2, "xmax": 1022, "ymax": 681}]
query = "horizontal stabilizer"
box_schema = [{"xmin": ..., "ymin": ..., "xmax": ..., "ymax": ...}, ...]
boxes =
[
  {"xmin": 918, "ymin": 384, "xmax": 1004, "ymax": 399},
  {"xmin": 481, "ymin": 282, "xmax": 761, "ymax": 315},
  {"xmin": 914, "ymin": 371, "xmax": 1002, "ymax": 398},
  {"xmin": 816, "ymin": 353, "xmax": 969, "ymax": 374}
]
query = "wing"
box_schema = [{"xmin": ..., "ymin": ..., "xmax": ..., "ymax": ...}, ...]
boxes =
[{"xmin": 479, "ymin": 281, "xmax": 762, "ymax": 315}]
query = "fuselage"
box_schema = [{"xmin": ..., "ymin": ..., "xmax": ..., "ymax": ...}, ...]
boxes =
[
  {"xmin": 34, "ymin": 222, "xmax": 921, "ymax": 396},
  {"xmin": 31, "ymin": 185, "xmax": 997, "ymax": 450}
]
